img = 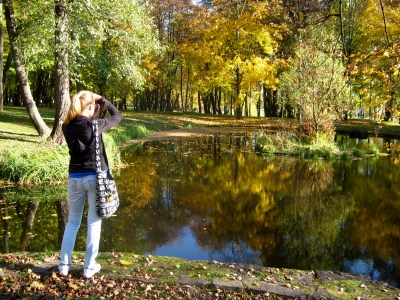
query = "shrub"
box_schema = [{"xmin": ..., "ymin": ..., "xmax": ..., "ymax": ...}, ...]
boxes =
[
  {"xmin": 262, "ymin": 144, "xmax": 276, "ymax": 154},
  {"xmin": 352, "ymin": 148, "xmax": 365, "ymax": 157},
  {"xmin": 368, "ymin": 144, "xmax": 379, "ymax": 155},
  {"xmin": 340, "ymin": 151, "xmax": 351, "ymax": 160}
]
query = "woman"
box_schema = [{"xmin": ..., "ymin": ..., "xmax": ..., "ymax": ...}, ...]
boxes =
[{"xmin": 59, "ymin": 90, "xmax": 122, "ymax": 278}]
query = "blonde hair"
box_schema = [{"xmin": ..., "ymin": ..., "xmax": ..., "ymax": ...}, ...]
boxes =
[{"xmin": 64, "ymin": 90, "xmax": 95, "ymax": 125}]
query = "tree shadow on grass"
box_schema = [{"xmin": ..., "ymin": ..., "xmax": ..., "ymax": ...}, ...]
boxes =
[{"xmin": 0, "ymin": 131, "xmax": 38, "ymax": 143}]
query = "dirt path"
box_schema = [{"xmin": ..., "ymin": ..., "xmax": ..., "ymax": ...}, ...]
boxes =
[{"xmin": 127, "ymin": 126, "xmax": 264, "ymax": 144}]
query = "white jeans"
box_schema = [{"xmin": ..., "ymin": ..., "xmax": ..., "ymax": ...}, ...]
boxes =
[{"xmin": 60, "ymin": 175, "xmax": 101, "ymax": 269}]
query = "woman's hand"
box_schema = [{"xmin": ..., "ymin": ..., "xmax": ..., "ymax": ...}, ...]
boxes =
[
  {"xmin": 93, "ymin": 93, "xmax": 103, "ymax": 102},
  {"xmin": 92, "ymin": 104, "xmax": 101, "ymax": 119}
]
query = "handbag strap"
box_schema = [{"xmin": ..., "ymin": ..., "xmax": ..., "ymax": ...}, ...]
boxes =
[{"xmin": 92, "ymin": 119, "xmax": 110, "ymax": 174}]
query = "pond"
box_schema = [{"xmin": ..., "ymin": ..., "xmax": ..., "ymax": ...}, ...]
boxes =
[{"xmin": 1, "ymin": 131, "xmax": 400, "ymax": 288}]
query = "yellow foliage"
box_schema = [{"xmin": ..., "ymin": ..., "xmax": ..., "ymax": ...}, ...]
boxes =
[{"xmin": 177, "ymin": 0, "xmax": 284, "ymax": 108}]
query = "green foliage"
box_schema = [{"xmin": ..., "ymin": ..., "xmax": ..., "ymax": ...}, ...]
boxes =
[
  {"xmin": 67, "ymin": 0, "xmax": 162, "ymax": 95},
  {"xmin": 255, "ymin": 136, "xmax": 277, "ymax": 154},
  {"xmin": 295, "ymin": 145, "xmax": 338, "ymax": 159},
  {"xmin": 15, "ymin": 0, "xmax": 55, "ymax": 71},
  {"xmin": 10, "ymin": 0, "xmax": 162, "ymax": 101},
  {"xmin": 368, "ymin": 144, "xmax": 380, "ymax": 155},
  {"xmin": 279, "ymin": 26, "xmax": 354, "ymax": 141},
  {"xmin": 262, "ymin": 144, "xmax": 276, "ymax": 154},
  {"xmin": 109, "ymin": 124, "xmax": 151, "ymax": 144}
]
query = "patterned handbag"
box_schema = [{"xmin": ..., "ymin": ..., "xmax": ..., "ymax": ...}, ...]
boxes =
[{"xmin": 92, "ymin": 119, "xmax": 119, "ymax": 218}]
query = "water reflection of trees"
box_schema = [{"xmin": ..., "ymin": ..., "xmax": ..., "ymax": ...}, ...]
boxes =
[
  {"xmin": 108, "ymin": 134, "xmax": 400, "ymax": 286},
  {"xmin": 336, "ymin": 158, "xmax": 400, "ymax": 286},
  {"xmin": 0, "ymin": 185, "xmax": 69, "ymax": 253}
]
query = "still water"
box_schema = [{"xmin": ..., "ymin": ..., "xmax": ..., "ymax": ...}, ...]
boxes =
[{"xmin": 1, "ymin": 132, "xmax": 400, "ymax": 287}]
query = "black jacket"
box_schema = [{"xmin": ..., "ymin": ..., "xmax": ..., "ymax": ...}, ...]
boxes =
[{"xmin": 62, "ymin": 101, "xmax": 123, "ymax": 174}]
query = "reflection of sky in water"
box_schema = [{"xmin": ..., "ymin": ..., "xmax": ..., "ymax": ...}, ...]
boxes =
[
  {"xmin": 344, "ymin": 259, "xmax": 381, "ymax": 280},
  {"xmin": 150, "ymin": 226, "xmax": 213, "ymax": 261},
  {"xmin": 150, "ymin": 226, "xmax": 260, "ymax": 264}
]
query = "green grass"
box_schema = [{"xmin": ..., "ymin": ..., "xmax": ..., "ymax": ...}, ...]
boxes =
[
  {"xmin": 255, "ymin": 129, "xmax": 384, "ymax": 159},
  {"xmin": 255, "ymin": 131, "xmax": 341, "ymax": 159},
  {"xmin": 0, "ymin": 107, "xmax": 64, "ymax": 184},
  {"xmin": 0, "ymin": 144, "xmax": 68, "ymax": 183}
]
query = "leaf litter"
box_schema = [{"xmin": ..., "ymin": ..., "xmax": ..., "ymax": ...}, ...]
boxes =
[{"xmin": 0, "ymin": 252, "xmax": 399, "ymax": 299}]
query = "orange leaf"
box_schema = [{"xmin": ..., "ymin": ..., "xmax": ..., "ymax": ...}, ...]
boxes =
[{"xmin": 68, "ymin": 282, "xmax": 80, "ymax": 290}]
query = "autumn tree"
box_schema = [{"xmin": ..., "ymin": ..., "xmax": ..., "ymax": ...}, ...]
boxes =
[
  {"xmin": 282, "ymin": 0, "xmax": 336, "ymax": 29},
  {"xmin": 343, "ymin": 0, "xmax": 400, "ymax": 121},
  {"xmin": 180, "ymin": 0, "xmax": 285, "ymax": 119},
  {"xmin": 134, "ymin": 0, "xmax": 194, "ymax": 112},
  {"xmin": 279, "ymin": 26, "xmax": 354, "ymax": 142}
]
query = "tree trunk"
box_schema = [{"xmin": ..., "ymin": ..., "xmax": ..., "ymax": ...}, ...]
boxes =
[
  {"xmin": 19, "ymin": 201, "xmax": 39, "ymax": 250},
  {"xmin": 5, "ymin": 0, "xmax": 51, "ymax": 137},
  {"xmin": 57, "ymin": 196, "xmax": 68, "ymax": 247},
  {"xmin": 51, "ymin": 0, "xmax": 70, "ymax": 145},
  {"xmin": 0, "ymin": 3, "xmax": 3, "ymax": 112},
  {"xmin": 210, "ymin": 91, "xmax": 216, "ymax": 114},
  {"xmin": 185, "ymin": 68, "xmax": 190, "ymax": 111},
  {"xmin": 217, "ymin": 87, "xmax": 222, "ymax": 114},
  {"xmin": 264, "ymin": 88, "xmax": 279, "ymax": 117},
  {"xmin": 234, "ymin": 67, "xmax": 242, "ymax": 119},
  {"xmin": 244, "ymin": 93, "xmax": 248, "ymax": 117},
  {"xmin": 3, "ymin": 51, "xmax": 13, "ymax": 89},
  {"xmin": 1, "ymin": 201, "xmax": 10, "ymax": 253},
  {"xmin": 197, "ymin": 91, "xmax": 202, "ymax": 114},
  {"xmin": 180, "ymin": 65, "xmax": 184, "ymax": 112}
]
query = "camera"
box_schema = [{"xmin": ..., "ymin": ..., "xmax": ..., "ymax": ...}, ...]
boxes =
[
  {"xmin": 96, "ymin": 97, "xmax": 109, "ymax": 119},
  {"xmin": 95, "ymin": 97, "xmax": 106, "ymax": 104}
]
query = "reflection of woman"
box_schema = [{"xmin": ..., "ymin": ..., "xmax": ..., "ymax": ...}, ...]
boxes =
[{"xmin": 58, "ymin": 91, "xmax": 122, "ymax": 278}]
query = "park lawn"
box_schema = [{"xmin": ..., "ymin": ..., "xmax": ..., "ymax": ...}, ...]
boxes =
[{"xmin": 0, "ymin": 106, "xmax": 55, "ymax": 154}]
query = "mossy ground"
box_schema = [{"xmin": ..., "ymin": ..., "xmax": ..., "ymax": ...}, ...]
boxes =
[{"xmin": 0, "ymin": 252, "xmax": 398, "ymax": 299}]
